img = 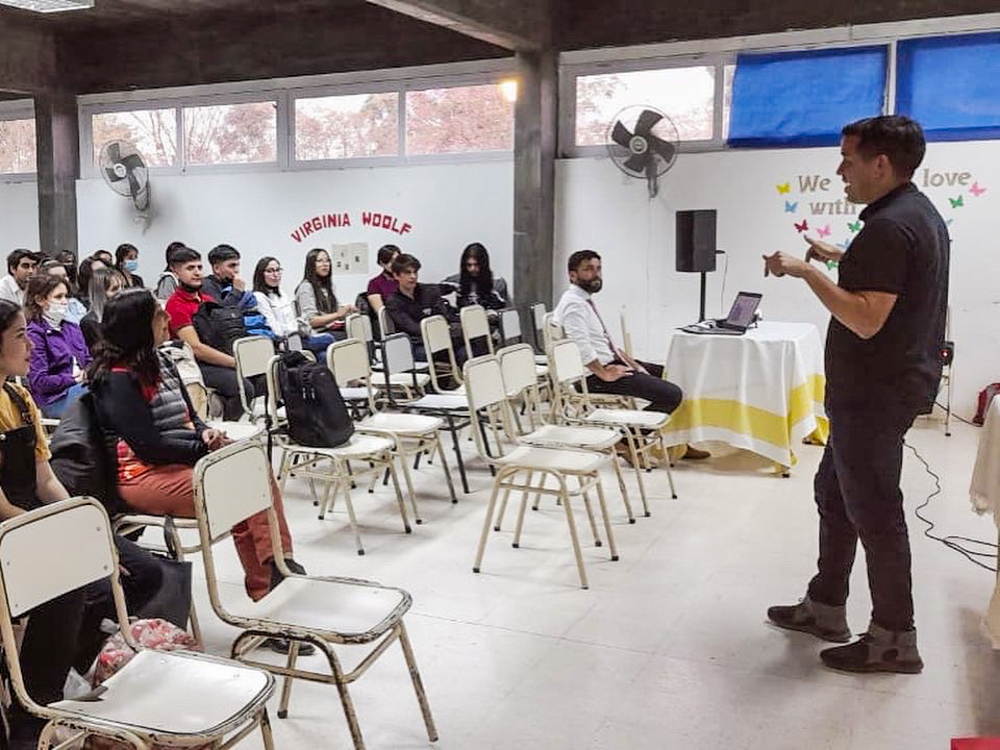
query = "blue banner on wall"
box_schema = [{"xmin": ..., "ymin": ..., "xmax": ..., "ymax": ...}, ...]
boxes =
[{"xmin": 728, "ymin": 46, "xmax": 887, "ymax": 148}]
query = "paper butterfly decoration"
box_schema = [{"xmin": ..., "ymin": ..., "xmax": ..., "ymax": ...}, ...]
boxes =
[
  {"xmin": 776, "ymin": 183, "xmax": 792, "ymax": 195},
  {"xmin": 950, "ymin": 195, "xmax": 964, "ymax": 208},
  {"xmin": 970, "ymin": 182, "xmax": 987, "ymax": 197},
  {"xmin": 847, "ymin": 221, "xmax": 861, "ymax": 233},
  {"xmin": 784, "ymin": 201, "xmax": 798, "ymax": 213},
  {"xmin": 794, "ymin": 219, "xmax": 809, "ymax": 233},
  {"xmin": 816, "ymin": 224, "xmax": 831, "ymax": 238}
]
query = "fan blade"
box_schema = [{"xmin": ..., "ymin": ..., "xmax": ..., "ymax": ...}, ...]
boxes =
[
  {"xmin": 623, "ymin": 152, "xmax": 651, "ymax": 174},
  {"xmin": 634, "ymin": 109, "xmax": 663, "ymax": 137},
  {"xmin": 121, "ymin": 153, "xmax": 144, "ymax": 171},
  {"xmin": 611, "ymin": 121, "xmax": 633, "ymax": 149},
  {"xmin": 104, "ymin": 167, "xmax": 124, "ymax": 183},
  {"xmin": 127, "ymin": 170, "xmax": 142, "ymax": 197},
  {"xmin": 106, "ymin": 142, "xmax": 121, "ymax": 163},
  {"xmin": 646, "ymin": 134, "xmax": 676, "ymax": 164}
]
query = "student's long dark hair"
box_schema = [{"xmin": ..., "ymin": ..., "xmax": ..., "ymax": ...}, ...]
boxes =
[
  {"xmin": 459, "ymin": 242, "xmax": 494, "ymax": 297},
  {"xmin": 88, "ymin": 289, "xmax": 161, "ymax": 388},
  {"xmin": 301, "ymin": 247, "xmax": 337, "ymax": 313},
  {"xmin": 253, "ymin": 256, "xmax": 281, "ymax": 296},
  {"xmin": 0, "ymin": 299, "xmax": 22, "ymax": 340}
]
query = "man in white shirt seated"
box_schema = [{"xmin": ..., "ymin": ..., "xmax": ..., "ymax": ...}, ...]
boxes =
[
  {"xmin": 553, "ymin": 249, "xmax": 708, "ymax": 460},
  {"xmin": 0, "ymin": 249, "xmax": 38, "ymax": 306}
]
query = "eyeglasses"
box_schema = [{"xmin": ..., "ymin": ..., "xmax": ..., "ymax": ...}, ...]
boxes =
[{"xmin": 264, "ymin": 267, "xmax": 283, "ymax": 274}]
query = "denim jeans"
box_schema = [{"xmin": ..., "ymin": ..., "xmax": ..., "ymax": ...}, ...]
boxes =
[
  {"xmin": 40, "ymin": 382, "xmax": 88, "ymax": 419},
  {"xmin": 806, "ymin": 400, "xmax": 920, "ymax": 632}
]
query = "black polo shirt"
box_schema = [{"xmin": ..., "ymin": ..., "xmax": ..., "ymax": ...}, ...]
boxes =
[
  {"xmin": 385, "ymin": 284, "xmax": 451, "ymax": 340},
  {"xmin": 825, "ymin": 182, "xmax": 950, "ymax": 410}
]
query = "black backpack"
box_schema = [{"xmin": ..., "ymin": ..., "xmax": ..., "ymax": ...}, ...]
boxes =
[
  {"xmin": 193, "ymin": 299, "xmax": 247, "ymax": 355},
  {"xmin": 276, "ymin": 351, "xmax": 355, "ymax": 448}
]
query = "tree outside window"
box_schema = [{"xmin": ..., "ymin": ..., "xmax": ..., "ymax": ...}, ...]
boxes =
[
  {"xmin": 405, "ymin": 84, "xmax": 514, "ymax": 156},
  {"xmin": 0, "ymin": 119, "xmax": 36, "ymax": 173}
]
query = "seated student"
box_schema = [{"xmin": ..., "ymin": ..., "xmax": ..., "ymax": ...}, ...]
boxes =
[
  {"xmin": 163, "ymin": 246, "xmax": 256, "ymax": 421},
  {"xmin": 90, "ymin": 289, "xmax": 305, "ymax": 604},
  {"xmin": 26, "ymin": 274, "xmax": 91, "ymax": 419},
  {"xmin": 79, "ymin": 266, "xmax": 125, "ymax": 350},
  {"xmin": 155, "ymin": 241, "xmax": 187, "ymax": 301},
  {"xmin": 94, "ymin": 250, "xmax": 114, "ymax": 268},
  {"xmin": 39, "ymin": 259, "xmax": 87, "ymax": 325},
  {"xmin": 201, "ymin": 244, "xmax": 274, "ymax": 340},
  {"xmin": 76, "ymin": 254, "xmax": 109, "ymax": 311},
  {"xmin": 294, "ymin": 247, "xmax": 355, "ymax": 341},
  {"xmin": 253, "ymin": 256, "xmax": 333, "ymax": 355},
  {"xmin": 0, "ymin": 298, "xmax": 162, "ymax": 750},
  {"xmin": 115, "ymin": 242, "xmax": 145, "ymax": 289},
  {"xmin": 0, "ymin": 249, "xmax": 38, "ymax": 306},
  {"xmin": 366, "ymin": 244, "xmax": 401, "ymax": 315},
  {"xmin": 386, "ymin": 253, "xmax": 466, "ymax": 365},
  {"xmin": 441, "ymin": 242, "xmax": 511, "ymax": 311}
]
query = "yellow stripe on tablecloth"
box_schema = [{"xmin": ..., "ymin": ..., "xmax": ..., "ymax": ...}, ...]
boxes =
[{"xmin": 670, "ymin": 374, "xmax": 828, "ymax": 454}]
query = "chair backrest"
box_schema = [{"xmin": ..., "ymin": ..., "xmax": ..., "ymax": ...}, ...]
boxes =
[
  {"xmin": 619, "ymin": 307, "xmax": 633, "ymax": 358},
  {"xmin": 420, "ymin": 315, "xmax": 462, "ymax": 390},
  {"xmin": 531, "ymin": 303, "xmax": 547, "ymax": 351},
  {"xmin": 378, "ymin": 306, "xmax": 396, "ymax": 339},
  {"xmin": 233, "ymin": 335, "xmax": 275, "ymax": 416},
  {"xmin": 463, "ymin": 355, "xmax": 513, "ymax": 460},
  {"xmin": 328, "ymin": 338, "xmax": 372, "ymax": 387},
  {"xmin": 548, "ymin": 338, "xmax": 587, "ymax": 385},
  {"xmin": 382, "ymin": 332, "xmax": 417, "ymax": 375},
  {"xmin": 460, "ymin": 304, "xmax": 493, "ymax": 356},
  {"xmin": 0, "ymin": 498, "xmax": 132, "ymax": 712},
  {"xmin": 499, "ymin": 308, "xmax": 522, "ymax": 345},
  {"xmin": 542, "ymin": 312, "xmax": 565, "ymax": 351},
  {"xmin": 345, "ymin": 313, "xmax": 369, "ymax": 343},
  {"xmin": 194, "ymin": 441, "xmax": 275, "ymax": 544},
  {"xmin": 497, "ymin": 343, "xmax": 537, "ymax": 398}
]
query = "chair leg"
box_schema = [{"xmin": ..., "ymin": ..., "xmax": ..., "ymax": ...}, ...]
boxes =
[
  {"xmin": 386, "ymin": 456, "xmax": 413, "ymax": 534},
  {"xmin": 397, "ymin": 453, "xmax": 422, "ymax": 525},
  {"xmin": 560, "ymin": 488, "xmax": 589, "ymax": 590},
  {"xmin": 611, "ymin": 455, "xmax": 635, "ymax": 524},
  {"xmin": 330, "ymin": 655, "xmax": 367, "ymax": 750},
  {"xmin": 579, "ymin": 478, "xmax": 602, "ymax": 548},
  {"xmin": 473, "ymin": 480, "xmax": 503, "ymax": 573},
  {"xmin": 435, "ymin": 436, "xmax": 458, "ymax": 504},
  {"xmin": 318, "ymin": 478, "xmax": 336, "ymax": 520},
  {"xmin": 512, "ymin": 476, "xmax": 531, "ymax": 548},
  {"xmin": 494, "ymin": 485, "xmax": 512, "ymax": 532},
  {"xmin": 532, "ymin": 472, "xmax": 547, "ymax": 511},
  {"xmin": 448, "ymin": 416, "xmax": 470, "ymax": 494},
  {"xmin": 660, "ymin": 433, "xmax": 678, "ymax": 499},
  {"xmin": 339, "ymin": 474, "xmax": 366, "ymax": 556},
  {"xmin": 595, "ymin": 478, "xmax": 619, "ymax": 562},
  {"xmin": 277, "ymin": 641, "xmax": 300, "ymax": 718},
  {"xmin": 398, "ymin": 620, "xmax": 440, "ymax": 743},
  {"xmin": 259, "ymin": 708, "xmax": 277, "ymax": 750},
  {"xmin": 628, "ymin": 432, "xmax": 651, "ymax": 517}
]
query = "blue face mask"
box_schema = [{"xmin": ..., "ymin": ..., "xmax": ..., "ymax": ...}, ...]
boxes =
[{"xmin": 124, "ymin": 259, "xmax": 139, "ymax": 273}]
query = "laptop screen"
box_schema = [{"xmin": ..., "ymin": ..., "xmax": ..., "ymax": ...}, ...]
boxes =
[{"xmin": 725, "ymin": 292, "xmax": 762, "ymax": 328}]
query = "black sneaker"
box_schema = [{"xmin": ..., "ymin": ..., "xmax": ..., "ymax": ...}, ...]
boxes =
[
  {"xmin": 270, "ymin": 558, "xmax": 307, "ymax": 590},
  {"xmin": 263, "ymin": 638, "xmax": 317, "ymax": 656},
  {"xmin": 767, "ymin": 597, "xmax": 852, "ymax": 643},
  {"xmin": 820, "ymin": 625, "xmax": 923, "ymax": 674}
]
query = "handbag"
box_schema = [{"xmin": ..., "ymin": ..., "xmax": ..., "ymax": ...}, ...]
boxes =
[{"xmin": 134, "ymin": 519, "xmax": 193, "ymax": 630}]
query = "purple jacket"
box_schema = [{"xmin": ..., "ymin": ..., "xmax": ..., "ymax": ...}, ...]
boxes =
[{"xmin": 27, "ymin": 318, "xmax": 91, "ymax": 407}]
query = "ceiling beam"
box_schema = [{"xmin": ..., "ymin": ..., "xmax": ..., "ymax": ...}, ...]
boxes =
[
  {"xmin": 365, "ymin": 0, "xmax": 544, "ymax": 51},
  {"xmin": 0, "ymin": 15, "xmax": 55, "ymax": 93}
]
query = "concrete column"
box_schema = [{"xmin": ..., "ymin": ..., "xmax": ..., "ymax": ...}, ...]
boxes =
[
  {"xmin": 512, "ymin": 49, "xmax": 557, "ymax": 308},
  {"xmin": 34, "ymin": 89, "xmax": 78, "ymax": 257}
]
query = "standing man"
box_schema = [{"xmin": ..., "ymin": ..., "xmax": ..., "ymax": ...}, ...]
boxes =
[
  {"xmin": 764, "ymin": 116, "xmax": 949, "ymax": 674},
  {"xmin": 552, "ymin": 250, "xmax": 707, "ymax": 459},
  {"xmin": 0, "ymin": 249, "xmax": 38, "ymax": 306}
]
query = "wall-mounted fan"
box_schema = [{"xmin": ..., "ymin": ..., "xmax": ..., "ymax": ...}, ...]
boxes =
[
  {"xmin": 99, "ymin": 140, "xmax": 150, "ymax": 212},
  {"xmin": 606, "ymin": 105, "xmax": 679, "ymax": 198}
]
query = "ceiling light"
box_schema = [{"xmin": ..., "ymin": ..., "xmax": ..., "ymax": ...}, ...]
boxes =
[
  {"xmin": 0, "ymin": 0, "xmax": 94, "ymax": 12},
  {"xmin": 499, "ymin": 79, "xmax": 518, "ymax": 103}
]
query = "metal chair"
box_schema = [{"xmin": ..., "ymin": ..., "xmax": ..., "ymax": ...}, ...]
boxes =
[
  {"xmin": 419, "ymin": 314, "xmax": 466, "ymax": 395},
  {"xmin": 465, "ymin": 355, "xmax": 619, "ymax": 589},
  {"xmin": 531, "ymin": 302, "xmax": 547, "ymax": 355},
  {"xmin": 233, "ymin": 335, "xmax": 278, "ymax": 423},
  {"xmin": 328, "ymin": 338, "xmax": 458, "ymax": 505},
  {"xmin": 192, "ymin": 441, "xmax": 438, "ymax": 750},
  {"xmin": 547, "ymin": 338, "xmax": 677, "ymax": 516},
  {"xmin": 0, "ymin": 497, "xmax": 276, "ymax": 750},
  {"xmin": 460, "ymin": 304, "xmax": 494, "ymax": 357}
]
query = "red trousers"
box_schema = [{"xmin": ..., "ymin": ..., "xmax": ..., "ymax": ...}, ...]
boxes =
[{"xmin": 119, "ymin": 464, "xmax": 293, "ymax": 601}]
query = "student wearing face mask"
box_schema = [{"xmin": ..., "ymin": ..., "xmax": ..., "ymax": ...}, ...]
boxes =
[
  {"xmin": 115, "ymin": 243, "xmax": 145, "ymax": 289},
  {"xmin": 25, "ymin": 274, "xmax": 91, "ymax": 419}
]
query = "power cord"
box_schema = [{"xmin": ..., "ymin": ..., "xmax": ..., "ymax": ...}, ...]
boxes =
[
  {"xmin": 717, "ymin": 250, "xmax": 728, "ymax": 316},
  {"xmin": 935, "ymin": 401, "xmax": 976, "ymax": 427},
  {"xmin": 906, "ymin": 441, "xmax": 997, "ymax": 572}
]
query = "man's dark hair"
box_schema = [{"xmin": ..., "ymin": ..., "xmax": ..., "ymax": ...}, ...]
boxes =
[
  {"xmin": 568, "ymin": 249, "xmax": 601, "ymax": 274},
  {"xmin": 391, "ymin": 253, "xmax": 421, "ymax": 276},
  {"xmin": 6, "ymin": 248, "xmax": 34, "ymax": 274},
  {"xmin": 169, "ymin": 246, "xmax": 201, "ymax": 268},
  {"xmin": 164, "ymin": 241, "xmax": 187, "ymax": 269},
  {"xmin": 208, "ymin": 244, "xmax": 240, "ymax": 266},
  {"xmin": 841, "ymin": 115, "xmax": 926, "ymax": 180},
  {"xmin": 377, "ymin": 244, "xmax": 401, "ymax": 266}
]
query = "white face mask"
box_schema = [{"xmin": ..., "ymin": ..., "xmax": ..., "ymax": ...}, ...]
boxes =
[{"xmin": 44, "ymin": 301, "xmax": 68, "ymax": 326}]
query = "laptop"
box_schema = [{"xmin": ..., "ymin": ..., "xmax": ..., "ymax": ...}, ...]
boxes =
[{"xmin": 679, "ymin": 291, "xmax": 762, "ymax": 336}]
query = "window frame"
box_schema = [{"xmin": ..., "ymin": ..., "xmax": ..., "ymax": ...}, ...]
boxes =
[
  {"xmin": 0, "ymin": 99, "xmax": 37, "ymax": 182},
  {"xmin": 78, "ymin": 59, "xmax": 518, "ymax": 178}
]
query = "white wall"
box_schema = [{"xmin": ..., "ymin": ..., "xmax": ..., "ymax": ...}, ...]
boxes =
[
  {"xmin": 76, "ymin": 161, "xmax": 514, "ymax": 305},
  {"xmin": 556, "ymin": 142, "xmax": 1000, "ymax": 419},
  {"xmin": 0, "ymin": 180, "xmax": 39, "ymax": 251}
]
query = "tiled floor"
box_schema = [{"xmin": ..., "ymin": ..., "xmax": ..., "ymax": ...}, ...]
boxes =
[{"xmin": 188, "ymin": 414, "xmax": 1000, "ymax": 749}]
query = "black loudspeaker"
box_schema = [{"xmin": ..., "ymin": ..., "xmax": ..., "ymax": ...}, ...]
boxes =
[{"xmin": 676, "ymin": 210, "xmax": 717, "ymax": 273}]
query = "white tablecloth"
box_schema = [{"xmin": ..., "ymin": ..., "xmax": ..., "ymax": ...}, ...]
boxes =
[
  {"xmin": 662, "ymin": 321, "xmax": 828, "ymax": 469},
  {"xmin": 969, "ymin": 397, "xmax": 1000, "ymax": 647}
]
